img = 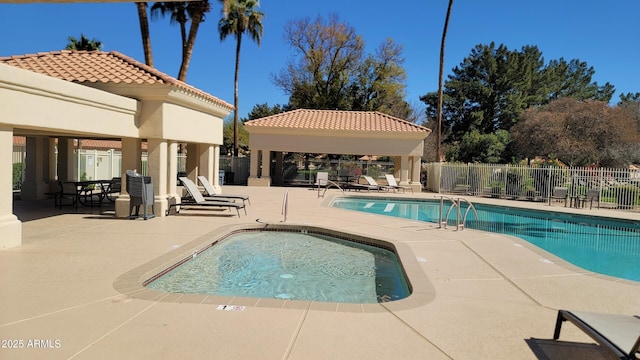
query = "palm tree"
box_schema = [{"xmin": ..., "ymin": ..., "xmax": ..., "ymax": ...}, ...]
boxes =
[
  {"xmin": 136, "ymin": 2, "xmax": 154, "ymax": 66},
  {"xmin": 65, "ymin": 34, "xmax": 102, "ymax": 51},
  {"xmin": 179, "ymin": 1, "xmax": 211, "ymax": 81},
  {"xmin": 436, "ymin": 0, "xmax": 454, "ymax": 162},
  {"xmin": 218, "ymin": 0, "xmax": 264, "ymax": 156},
  {"xmin": 150, "ymin": 1, "xmax": 211, "ymax": 82},
  {"xmin": 150, "ymin": 2, "xmax": 189, "ymax": 51}
]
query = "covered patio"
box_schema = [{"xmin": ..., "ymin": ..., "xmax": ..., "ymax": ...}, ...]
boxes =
[
  {"xmin": 0, "ymin": 50, "xmax": 233, "ymax": 249},
  {"xmin": 244, "ymin": 109, "xmax": 431, "ymax": 192}
]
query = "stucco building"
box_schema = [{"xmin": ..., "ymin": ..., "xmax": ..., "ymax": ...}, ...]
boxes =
[{"xmin": 0, "ymin": 50, "xmax": 233, "ymax": 249}]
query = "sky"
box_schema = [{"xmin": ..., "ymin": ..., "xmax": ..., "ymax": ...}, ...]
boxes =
[{"xmin": 1, "ymin": 0, "xmax": 639, "ymax": 121}]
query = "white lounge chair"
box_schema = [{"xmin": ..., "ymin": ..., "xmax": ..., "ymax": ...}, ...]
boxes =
[
  {"xmin": 356, "ymin": 176, "xmax": 390, "ymax": 192},
  {"xmin": 384, "ymin": 174, "xmax": 413, "ymax": 193},
  {"xmin": 169, "ymin": 177, "xmax": 247, "ymax": 217},
  {"xmin": 196, "ymin": 175, "xmax": 250, "ymax": 205},
  {"xmin": 554, "ymin": 310, "xmax": 640, "ymax": 360},
  {"xmin": 314, "ymin": 172, "xmax": 329, "ymax": 188}
]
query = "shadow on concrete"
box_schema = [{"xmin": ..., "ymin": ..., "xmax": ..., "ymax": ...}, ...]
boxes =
[{"xmin": 525, "ymin": 338, "xmax": 611, "ymax": 360}]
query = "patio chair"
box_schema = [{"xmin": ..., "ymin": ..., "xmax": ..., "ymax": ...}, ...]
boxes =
[
  {"xmin": 342, "ymin": 175, "xmax": 381, "ymax": 192},
  {"xmin": 105, "ymin": 177, "xmax": 121, "ymax": 202},
  {"xmin": 553, "ymin": 310, "xmax": 640, "ymax": 360},
  {"xmin": 584, "ymin": 188, "xmax": 600, "ymax": 209},
  {"xmin": 48, "ymin": 181, "xmax": 80, "ymax": 209},
  {"xmin": 196, "ymin": 175, "xmax": 250, "ymax": 205},
  {"xmin": 548, "ymin": 186, "xmax": 568, "ymax": 207},
  {"xmin": 361, "ymin": 176, "xmax": 391, "ymax": 192},
  {"xmin": 170, "ymin": 177, "xmax": 246, "ymax": 217},
  {"xmin": 314, "ymin": 172, "xmax": 329, "ymax": 188},
  {"xmin": 384, "ymin": 174, "xmax": 413, "ymax": 193}
]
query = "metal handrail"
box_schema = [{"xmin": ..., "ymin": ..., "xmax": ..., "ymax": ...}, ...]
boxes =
[
  {"xmin": 282, "ymin": 190, "xmax": 288, "ymax": 222},
  {"xmin": 436, "ymin": 195, "xmax": 477, "ymax": 231},
  {"xmin": 437, "ymin": 195, "xmax": 457, "ymax": 228},
  {"xmin": 318, "ymin": 180, "xmax": 345, "ymax": 198},
  {"xmin": 457, "ymin": 197, "xmax": 479, "ymax": 230}
]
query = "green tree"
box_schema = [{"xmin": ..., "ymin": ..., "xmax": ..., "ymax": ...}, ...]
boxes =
[
  {"xmin": 446, "ymin": 129, "xmax": 509, "ymax": 163},
  {"xmin": 222, "ymin": 116, "xmax": 249, "ymax": 155},
  {"xmin": 348, "ymin": 38, "xmax": 411, "ymax": 119},
  {"xmin": 219, "ymin": 0, "xmax": 264, "ymax": 156},
  {"xmin": 420, "ymin": 43, "xmax": 617, "ymax": 162},
  {"xmin": 510, "ymin": 98, "xmax": 639, "ymax": 167},
  {"xmin": 135, "ymin": 2, "xmax": 153, "ymax": 66},
  {"xmin": 544, "ymin": 58, "xmax": 614, "ymax": 101},
  {"xmin": 245, "ymin": 102, "xmax": 288, "ymax": 120},
  {"xmin": 151, "ymin": 2, "xmax": 188, "ymax": 63},
  {"xmin": 65, "ymin": 34, "xmax": 102, "ymax": 51},
  {"xmin": 273, "ymin": 14, "xmax": 412, "ymax": 119},
  {"xmin": 274, "ymin": 13, "xmax": 364, "ymax": 111}
]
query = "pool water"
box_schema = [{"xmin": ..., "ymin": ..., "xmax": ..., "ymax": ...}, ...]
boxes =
[
  {"xmin": 146, "ymin": 230, "xmax": 410, "ymax": 303},
  {"xmin": 331, "ymin": 197, "xmax": 640, "ymax": 282}
]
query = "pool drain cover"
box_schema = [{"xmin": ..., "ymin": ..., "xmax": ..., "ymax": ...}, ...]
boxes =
[{"xmin": 280, "ymin": 274, "xmax": 294, "ymax": 279}]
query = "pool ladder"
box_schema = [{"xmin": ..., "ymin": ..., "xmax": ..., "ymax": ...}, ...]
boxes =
[{"xmin": 437, "ymin": 195, "xmax": 478, "ymax": 231}]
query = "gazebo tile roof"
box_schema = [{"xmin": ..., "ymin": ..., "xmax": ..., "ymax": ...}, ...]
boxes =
[
  {"xmin": 0, "ymin": 50, "xmax": 233, "ymax": 109},
  {"xmin": 244, "ymin": 109, "xmax": 431, "ymax": 133}
]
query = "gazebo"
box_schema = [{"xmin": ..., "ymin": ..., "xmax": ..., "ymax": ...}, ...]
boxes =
[
  {"xmin": 244, "ymin": 109, "xmax": 431, "ymax": 191},
  {"xmin": 0, "ymin": 50, "xmax": 233, "ymax": 249}
]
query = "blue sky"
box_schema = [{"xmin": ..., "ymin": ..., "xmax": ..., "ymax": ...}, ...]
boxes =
[{"xmin": 1, "ymin": 0, "xmax": 638, "ymax": 120}]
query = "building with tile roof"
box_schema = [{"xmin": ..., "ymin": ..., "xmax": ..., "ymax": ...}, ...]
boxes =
[
  {"xmin": 244, "ymin": 109, "xmax": 431, "ymax": 188},
  {"xmin": 0, "ymin": 50, "xmax": 233, "ymax": 249}
]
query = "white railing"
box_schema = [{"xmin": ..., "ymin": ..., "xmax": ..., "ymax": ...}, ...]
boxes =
[{"xmin": 426, "ymin": 162, "xmax": 640, "ymax": 211}]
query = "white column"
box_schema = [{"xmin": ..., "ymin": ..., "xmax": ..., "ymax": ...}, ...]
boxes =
[
  {"xmin": 167, "ymin": 141, "xmax": 178, "ymax": 198},
  {"xmin": 274, "ymin": 152, "xmax": 283, "ymax": 186},
  {"xmin": 21, "ymin": 136, "xmax": 49, "ymax": 200},
  {"xmin": 248, "ymin": 150, "xmax": 260, "ymax": 186},
  {"xmin": 261, "ymin": 150, "xmax": 271, "ymax": 178},
  {"xmin": 115, "ymin": 137, "xmax": 141, "ymax": 218},
  {"xmin": 198, "ymin": 144, "xmax": 214, "ymax": 185},
  {"xmin": 147, "ymin": 138, "xmax": 168, "ymax": 217},
  {"xmin": 411, "ymin": 156, "xmax": 421, "ymax": 183},
  {"xmin": 410, "ymin": 156, "xmax": 422, "ymax": 192},
  {"xmin": 399, "ymin": 156, "xmax": 410, "ymax": 185},
  {"xmin": 213, "ymin": 145, "xmax": 221, "ymax": 190},
  {"xmin": 57, "ymin": 137, "xmax": 76, "ymax": 181},
  {"xmin": 47, "ymin": 137, "xmax": 56, "ymax": 185},
  {"xmin": 0, "ymin": 125, "xmax": 22, "ymax": 249},
  {"xmin": 394, "ymin": 156, "xmax": 401, "ymax": 179}
]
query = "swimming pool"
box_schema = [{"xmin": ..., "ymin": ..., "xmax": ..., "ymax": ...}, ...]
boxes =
[
  {"xmin": 145, "ymin": 227, "xmax": 411, "ymax": 303},
  {"xmin": 331, "ymin": 197, "xmax": 640, "ymax": 282}
]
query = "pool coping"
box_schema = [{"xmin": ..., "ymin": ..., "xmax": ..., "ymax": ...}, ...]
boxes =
[
  {"xmin": 325, "ymin": 193, "xmax": 640, "ymax": 286},
  {"xmin": 112, "ymin": 222, "xmax": 436, "ymax": 313}
]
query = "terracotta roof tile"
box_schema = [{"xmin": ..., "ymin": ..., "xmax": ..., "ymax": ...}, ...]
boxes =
[
  {"xmin": 244, "ymin": 109, "xmax": 430, "ymax": 133},
  {"xmin": 0, "ymin": 50, "xmax": 233, "ymax": 110}
]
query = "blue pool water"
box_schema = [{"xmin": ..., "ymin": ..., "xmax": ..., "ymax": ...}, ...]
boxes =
[
  {"xmin": 331, "ymin": 197, "xmax": 640, "ymax": 282},
  {"xmin": 146, "ymin": 230, "xmax": 410, "ymax": 303}
]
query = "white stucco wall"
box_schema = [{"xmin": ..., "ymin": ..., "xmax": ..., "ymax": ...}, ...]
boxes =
[
  {"xmin": 0, "ymin": 64, "xmax": 139, "ymax": 137},
  {"xmin": 248, "ymin": 131, "xmax": 425, "ymax": 157},
  {"xmin": 138, "ymin": 101, "xmax": 224, "ymax": 145}
]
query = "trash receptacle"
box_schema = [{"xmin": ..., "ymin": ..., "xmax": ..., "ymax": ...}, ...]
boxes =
[
  {"xmin": 218, "ymin": 170, "xmax": 225, "ymax": 186},
  {"xmin": 125, "ymin": 169, "xmax": 155, "ymax": 220}
]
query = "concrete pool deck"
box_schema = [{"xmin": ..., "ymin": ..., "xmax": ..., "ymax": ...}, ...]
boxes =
[{"xmin": 1, "ymin": 186, "xmax": 639, "ymax": 359}]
